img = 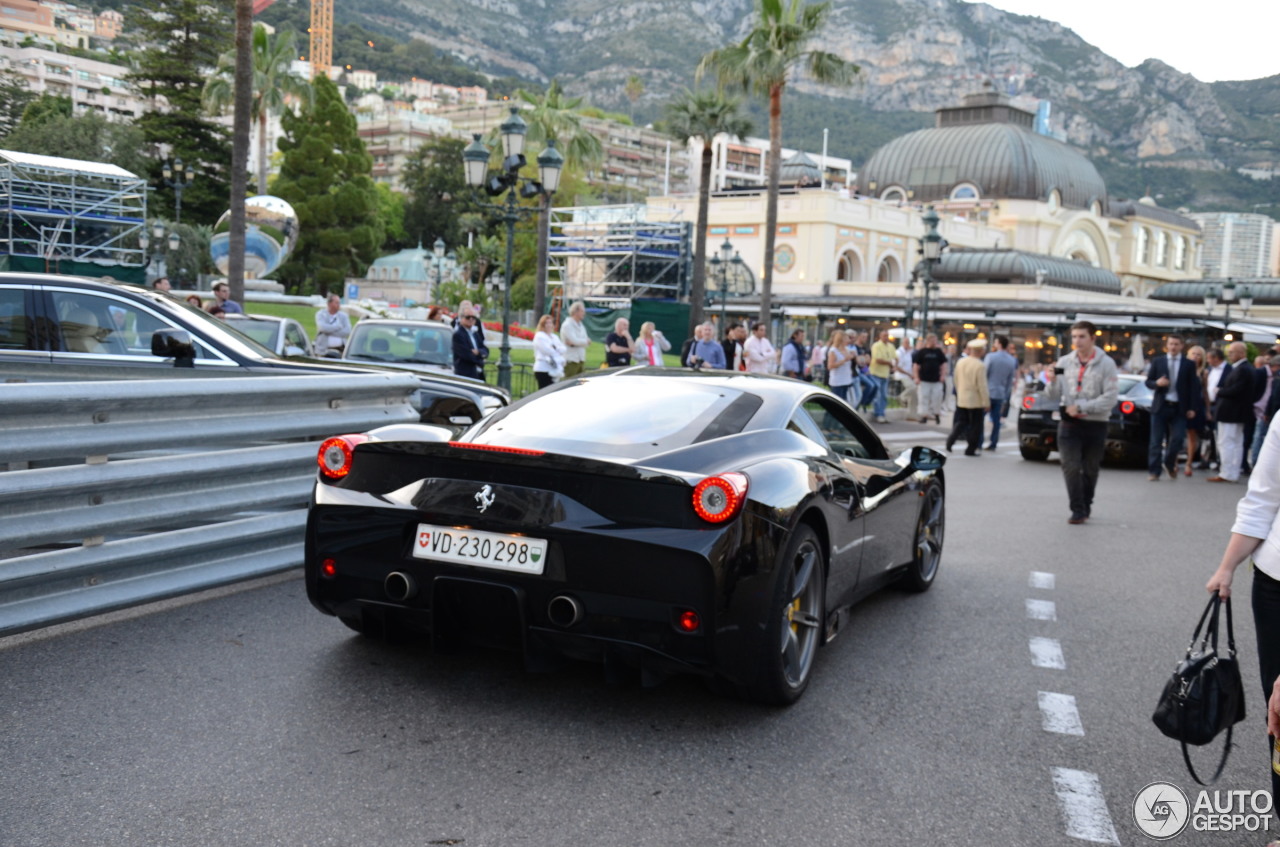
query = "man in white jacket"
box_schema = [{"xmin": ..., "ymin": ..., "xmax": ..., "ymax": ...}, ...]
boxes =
[
  {"xmin": 315, "ymin": 293, "xmax": 351, "ymax": 357},
  {"xmin": 743, "ymin": 321, "xmax": 777, "ymax": 374},
  {"xmin": 560, "ymin": 301, "xmax": 590, "ymax": 378}
]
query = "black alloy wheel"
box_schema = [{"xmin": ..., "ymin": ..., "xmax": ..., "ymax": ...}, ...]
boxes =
[
  {"xmin": 747, "ymin": 525, "xmax": 826, "ymax": 705},
  {"xmin": 903, "ymin": 483, "xmax": 944, "ymax": 592}
]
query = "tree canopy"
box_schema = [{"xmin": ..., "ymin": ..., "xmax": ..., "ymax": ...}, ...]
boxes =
[{"xmin": 273, "ymin": 75, "xmax": 384, "ymax": 295}]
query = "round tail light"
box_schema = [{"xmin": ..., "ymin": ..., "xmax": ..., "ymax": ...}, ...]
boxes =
[
  {"xmin": 1022, "ymin": 395, "xmax": 1036, "ymax": 411},
  {"xmin": 692, "ymin": 472, "xmax": 748, "ymax": 524},
  {"xmin": 318, "ymin": 434, "xmax": 369, "ymax": 479},
  {"xmin": 1120, "ymin": 400, "xmax": 1135, "ymax": 415}
]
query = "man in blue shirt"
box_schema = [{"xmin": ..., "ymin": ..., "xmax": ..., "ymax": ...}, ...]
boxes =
[
  {"xmin": 688, "ymin": 323, "xmax": 726, "ymax": 369},
  {"xmin": 984, "ymin": 335, "xmax": 1018, "ymax": 450}
]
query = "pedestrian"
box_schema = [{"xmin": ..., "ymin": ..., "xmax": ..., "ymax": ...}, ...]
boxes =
[
  {"xmin": 984, "ymin": 334, "xmax": 1018, "ymax": 450},
  {"xmin": 452, "ymin": 300, "xmax": 473, "ymax": 329},
  {"xmin": 780, "ymin": 328, "xmax": 808, "ymax": 379},
  {"xmin": 1209, "ymin": 341, "xmax": 1255, "ymax": 483},
  {"xmin": 868, "ymin": 329, "xmax": 896, "ymax": 423},
  {"xmin": 809, "ymin": 336, "xmax": 828, "ymax": 384},
  {"xmin": 635, "ymin": 321, "xmax": 668, "ymax": 366},
  {"xmin": 1145, "ymin": 334, "xmax": 1201, "ymax": 481},
  {"xmin": 687, "ymin": 322, "xmax": 726, "ymax": 369},
  {"xmin": 743, "ymin": 321, "xmax": 777, "ymax": 374},
  {"xmin": 1041, "ymin": 320, "xmax": 1120, "ymax": 524},
  {"xmin": 912, "ymin": 333, "xmax": 948, "ymax": 424},
  {"xmin": 1252, "ymin": 356, "xmax": 1280, "ymax": 468},
  {"xmin": 152, "ymin": 277, "xmax": 171, "ymax": 294},
  {"xmin": 451, "ymin": 307, "xmax": 488, "ymax": 380},
  {"xmin": 560, "ymin": 301, "xmax": 590, "ymax": 378},
  {"xmin": 604, "ymin": 317, "xmax": 634, "ymax": 367},
  {"xmin": 1205, "ymin": 346, "xmax": 1230, "ymax": 470},
  {"xmin": 1183, "ymin": 345, "xmax": 1209, "ymax": 474},
  {"xmin": 1246, "ymin": 352, "xmax": 1274, "ymax": 470},
  {"xmin": 825, "ymin": 329, "xmax": 855, "ymax": 403},
  {"xmin": 721, "ymin": 323, "xmax": 746, "ymax": 372},
  {"xmin": 896, "ymin": 337, "xmax": 919, "ymax": 419},
  {"xmin": 942, "ymin": 342, "xmax": 958, "ymax": 412},
  {"xmin": 314, "ymin": 292, "xmax": 351, "ymax": 357},
  {"xmin": 211, "ymin": 282, "xmax": 243, "ymax": 314},
  {"xmin": 946, "ymin": 338, "xmax": 990, "ymax": 456},
  {"xmin": 1205, "ymin": 419, "xmax": 1280, "ymax": 811},
  {"xmin": 532, "ymin": 314, "xmax": 566, "ymax": 389},
  {"xmin": 184, "ymin": 294, "xmax": 203, "ymax": 309}
]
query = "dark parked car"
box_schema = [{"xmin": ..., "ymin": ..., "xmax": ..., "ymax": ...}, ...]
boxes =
[
  {"xmin": 1018, "ymin": 373, "xmax": 1153, "ymax": 465},
  {"xmin": 0, "ymin": 274, "xmax": 507, "ymax": 427},
  {"xmin": 305, "ymin": 368, "xmax": 947, "ymax": 704}
]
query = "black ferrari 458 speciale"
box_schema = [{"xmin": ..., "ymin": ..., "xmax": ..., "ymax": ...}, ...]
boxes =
[{"xmin": 306, "ymin": 367, "xmax": 946, "ymax": 704}]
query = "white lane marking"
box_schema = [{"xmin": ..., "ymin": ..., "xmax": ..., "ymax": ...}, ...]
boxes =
[
  {"xmin": 1038, "ymin": 692, "xmax": 1085, "ymax": 736},
  {"xmin": 1029, "ymin": 571, "xmax": 1055, "ymax": 590},
  {"xmin": 1030, "ymin": 637, "xmax": 1066, "ymax": 669},
  {"xmin": 1050, "ymin": 767, "xmax": 1119, "ymax": 844},
  {"xmin": 1026, "ymin": 599, "xmax": 1057, "ymax": 621}
]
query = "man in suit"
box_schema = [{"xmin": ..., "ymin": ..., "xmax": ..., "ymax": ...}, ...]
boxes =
[
  {"xmin": 1209, "ymin": 341, "xmax": 1254, "ymax": 482},
  {"xmin": 1145, "ymin": 335, "xmax": 1202, "ymax": 481},
  {"xmin": 451, "ymin": 308, "xmax": 488, "ymax": 381}
]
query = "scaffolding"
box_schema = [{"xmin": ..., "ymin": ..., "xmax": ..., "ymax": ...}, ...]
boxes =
[
  {"xmin": 547, "ymin": 203, "xmax": 691, "ymax": 304},
  {"xmin": 0, "ymin": 150, "xmax": 147, "ymax": 278}
]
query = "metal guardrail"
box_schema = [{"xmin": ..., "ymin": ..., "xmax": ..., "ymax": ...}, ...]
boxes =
[{"xmin": 0, "ymin": 373, "xmax": 421, "ymax": 636}]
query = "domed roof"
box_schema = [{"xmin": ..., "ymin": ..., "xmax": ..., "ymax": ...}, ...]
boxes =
[{"xmin": 858, "ymin": 111, "xmax": 1107, "ymax": 210}]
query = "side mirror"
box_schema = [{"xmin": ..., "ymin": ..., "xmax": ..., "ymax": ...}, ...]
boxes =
[
  {"xmin": 910, "ymin": 445, "xmax": 946, "ymax": 472},
  {"xmin": 151, "ymin": 328, "xmax": 196, "ymax": 367}
]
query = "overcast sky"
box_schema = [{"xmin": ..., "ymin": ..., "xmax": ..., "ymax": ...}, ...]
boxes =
[{"xmin": 981, "ymin": 0, "xmax": 1279, "ymax": 83}]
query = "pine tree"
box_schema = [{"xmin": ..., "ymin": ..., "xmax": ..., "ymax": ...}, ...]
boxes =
[
  {"xmin": 126, "ymin": 0, "xmax": 233, "ymax": 224},
  {"xmin": 273, "ymin": 75, "xmax": 384, "ymax": 295}
]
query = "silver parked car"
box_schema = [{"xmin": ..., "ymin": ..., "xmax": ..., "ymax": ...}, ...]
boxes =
[{"xmin": 224, "ymin": 313, "xmax": 313, "ymax": 357}]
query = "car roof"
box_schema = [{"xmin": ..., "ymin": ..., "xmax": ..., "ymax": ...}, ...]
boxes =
[{"xmin": 353, "ymin": 319, "xmax": 450, "ymax": 328}]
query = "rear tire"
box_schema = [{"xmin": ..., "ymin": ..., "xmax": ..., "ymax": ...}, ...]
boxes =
[
  {"xmin": 1020, "ymin": 444, "xmax": 1051, "ymax": 461},
  {"xmin": 744, "ymin": 525, "xmax": 826, "ymax": 706}
]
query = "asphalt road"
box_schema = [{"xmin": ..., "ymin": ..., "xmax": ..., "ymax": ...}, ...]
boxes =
[{"xmin": 1, "ymin": 420, "xmax": 1274, "ymax": 847}]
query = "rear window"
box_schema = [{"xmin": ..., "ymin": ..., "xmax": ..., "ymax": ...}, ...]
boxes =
[{"xmin": 470, "ymin": 377, "xmax": 763, "ymax": 459}]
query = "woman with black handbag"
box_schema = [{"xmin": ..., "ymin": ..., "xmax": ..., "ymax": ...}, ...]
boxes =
[{"xmin": 1206, "ymin": 419, "xmax": 1280, "ymax": 809}]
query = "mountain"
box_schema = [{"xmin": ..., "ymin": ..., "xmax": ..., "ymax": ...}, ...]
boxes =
[{"xmin": 263, "ymin": 0, "xmax": 1280, "ymax": 213}]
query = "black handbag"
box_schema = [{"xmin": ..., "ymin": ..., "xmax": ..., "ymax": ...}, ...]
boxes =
[{"xmin": 1152, "ymin": 594, "xmax": 1247, "ymax": 784}]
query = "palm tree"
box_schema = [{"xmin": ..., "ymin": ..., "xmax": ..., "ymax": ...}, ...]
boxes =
[
  {"xmin": 512, "ymin": 80, "xmax": 604, "ymax": 318},
  {"xmin": 665, "ymin": 89, "xmax": 751, "ymax": 336},
  {"xmin": 203, "ymin": 23, "xmax": 312, "ymax": 194},
  {"xmin": 623, "ymin": 75, "xmax": 644, "ymax": 122},
  {"xmin": 699, "ymin": 0, "xmax": 857, "ymax": 326}
]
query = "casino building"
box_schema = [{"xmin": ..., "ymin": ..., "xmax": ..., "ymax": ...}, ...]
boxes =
[{"xmin": 641, "ymin": 86, "xmax": 1280, "ymax": 356}]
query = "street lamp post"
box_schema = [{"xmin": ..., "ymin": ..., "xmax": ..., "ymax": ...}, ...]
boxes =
[
  {"xmin": 462, "ymin": 107, "xmax": 564, "ymax": 392},
  {"xmin": 430, "ymin": 237, "xmax": 448, "ymax": 304},
  {"xmin": 918, "ymin": 206, "xmax": 942, "ymax": 338},
  {"xmin": 162, "ymin": 158, "xmax": 194, "ymax": 224},
  {"xmin": 137, "ymin": 221, "xmax": 180, "ymax": 281},
  {"xmin": 1204, "ymin": 278, "xmax": 1248, "ymax": 341},
  {"xmin": 707, "ymin": 238, "xmax": 742, "ymax": 330}
]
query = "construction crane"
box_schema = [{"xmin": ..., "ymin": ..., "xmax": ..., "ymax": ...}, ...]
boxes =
[{"xmin": 309, "ymin": 0, "xmax": 333, "ymax": 80}]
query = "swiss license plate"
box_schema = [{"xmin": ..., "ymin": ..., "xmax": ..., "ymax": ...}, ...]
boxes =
[{"xmin": 412, "ymin": 523, "xmax": 547, "ymax": 575}]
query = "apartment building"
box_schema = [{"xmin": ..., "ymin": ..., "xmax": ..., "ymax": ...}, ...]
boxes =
[
  {"xmin": 1188, "ymin": 212, "xmax": 1277, "ymax": 278},
  {"xmin": 0, "ymin": 43, "xmax": 144, "ymax": 122},
  {"xmin": 357, "ymin": 110, "xmax": 455, "ymax": 190}
]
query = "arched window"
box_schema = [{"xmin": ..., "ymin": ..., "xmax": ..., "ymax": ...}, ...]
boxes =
[
  {"xmin": 880, "ymin": 187, "xmax": 906, "ymax": 203},
  {"xmin": 1137, "ymin": 227, "xmax": 1151, "ymax": 265},
  {"xmin": 1156, "ymin": 231, "xmax": 1169, "ymax": 267},
  {"xmin": 950, "ymin": 183, "xmax": 979, "ymax": 201},
  {"xmin": 876, "ymin": 255, "xmax": 901, "ymax": 283},
  {"xmin": 1174, "ymin": 236, "xmax": 1187, "ymax": 271},
  {"xmin": 836, "ymin": 250, "xmax": 863, "ymax": 282}
]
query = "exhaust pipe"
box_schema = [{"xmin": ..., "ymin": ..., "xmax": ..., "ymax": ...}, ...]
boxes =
[
  {"xmin": 547, "ymin": 594, "xmax": 584, "ymax": 628},
  {"xmin": 384, "ymin": 571, "xmax": 418, "ymax": 602}
]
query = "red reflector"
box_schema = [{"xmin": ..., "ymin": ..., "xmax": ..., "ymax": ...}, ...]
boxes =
[
  {"xmin": 318, "ymin": 434, "xmax": 369, "ymax": 479},
  {"xmin": 1120, "ymin": 400, "xmax": 1135, "ymax": 414},
  {"xmin": 692, "ymin": 472, "xmax": 748, "ymax": 523},
  {"xmin": 449, "ymin": 442, "xmax": 546, "ymax": 456},
  {"xmin": 676, "ymin": 609, "xmax": 700, "ymax": 633},
  {"xmin": 1022, "ymin": 396, "xmax": 1036, "ymax": 411},
  {"xmin": 320, "ymin": 558, "xmax": 337, "ymax": 579}
]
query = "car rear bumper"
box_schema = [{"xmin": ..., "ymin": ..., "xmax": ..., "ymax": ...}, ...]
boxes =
[{"xmin": 305, "ymin": 504, "xmax": 787, "ymax": 684}]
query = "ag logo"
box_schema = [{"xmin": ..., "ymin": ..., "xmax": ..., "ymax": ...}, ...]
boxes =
[
  {"xmin": 474, "ymin": 484, "xmax": 496, "ymax": 513},
  {"xmin": 1133, "ymin": 781, "xmax": 1190, "ymax": 840}
]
